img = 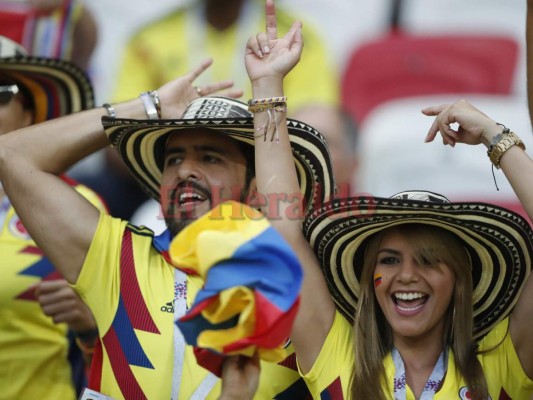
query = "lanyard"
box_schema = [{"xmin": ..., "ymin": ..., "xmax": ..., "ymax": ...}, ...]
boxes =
[
  {"xmin": 392, "ymin": 348, "xmax": 446, "ymax": 400},
  {"xmin": 170, "ymin": 268, "xmax": 217, "ymax": 399}
]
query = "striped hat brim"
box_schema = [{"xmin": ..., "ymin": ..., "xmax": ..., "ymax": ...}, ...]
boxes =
[
  {"xmin": 0, "ymin": 37, "xmax": 94, "ymax": 122},
  {"xmin": 102, "ymin": 96, "xmax": 335, "ymax": 214},
  {"xmin": 303, "ymin": 191, "xmax": 533, "ymax": 339}
]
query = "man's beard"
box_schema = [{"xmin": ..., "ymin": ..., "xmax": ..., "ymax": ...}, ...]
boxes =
[{"xmin": 164, "ymin": 182, "xmax": 250, "ymax": 237}]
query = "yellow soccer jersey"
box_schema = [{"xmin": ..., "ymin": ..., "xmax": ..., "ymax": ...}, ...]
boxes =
[
  {"xmin": 112, "ymin": 0, "xmax": 339, "ymax": 114},
  {"xmin": 75, "ymin": 213, "xmax": 310, "ymax": 399},
  {"xmin": 0, "ymin": 180, "xmax": 107, "ymax": 400},
  {"xmin": 301, "ymin": 311, "xmax": 533, "ymax": 399}
]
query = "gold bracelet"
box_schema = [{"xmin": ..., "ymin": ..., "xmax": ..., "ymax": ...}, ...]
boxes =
[
  {"xmin": 248, "ymin": 96, "xmax": 287, "ymax": 107},
  {"xmin": 487, "ymin": 130, "xmax": 525, "ymax": 169}
]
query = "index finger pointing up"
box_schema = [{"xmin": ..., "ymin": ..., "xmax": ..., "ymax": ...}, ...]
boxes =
[{"xmin": 265, "ymin": 0, "xmax": 278, "ymax": 40}]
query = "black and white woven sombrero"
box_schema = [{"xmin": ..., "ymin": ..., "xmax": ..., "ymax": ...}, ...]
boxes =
[
  {"xmin": 303, "ymin": 190, "xmax": 533, "ymax": 339},
  {"xmin": 0, "ymin": 36, "xmax": 94, "ymax": 122},
  {"xmin": 102, "ymin": 96, "xmax": 335, "ymax": 213}
]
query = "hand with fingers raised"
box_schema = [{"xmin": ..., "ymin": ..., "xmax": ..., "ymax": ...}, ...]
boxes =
[
  {"xmin": 422, "ymin": 99, "xmax": 503, "ymax": 148},
  {"xmin": 245, "ymin": 0, "xmax": 303, "ymax": 90},
  {"xmin": 156, "ymin": 58, "xmax": 244, "ymax": 119}
]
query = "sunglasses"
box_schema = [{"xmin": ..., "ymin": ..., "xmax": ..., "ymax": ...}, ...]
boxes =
[{"xmin": 0, "ymin": 84, "xmax": 20, "ymax": 105}]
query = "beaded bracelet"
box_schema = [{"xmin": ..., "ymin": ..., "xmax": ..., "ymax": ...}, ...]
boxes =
[
  {"xmin": 248, "ymin": 102, "xmax": 287, "ymax": 114},
  {"xmin": 247, "ymin": 96, "xmax": 287, "ymax": 107}
]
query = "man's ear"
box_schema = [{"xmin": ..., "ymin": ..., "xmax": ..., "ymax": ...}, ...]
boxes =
[{"xmin": 247, "ymin": 177, "xmax": 257, "ymax": 195}]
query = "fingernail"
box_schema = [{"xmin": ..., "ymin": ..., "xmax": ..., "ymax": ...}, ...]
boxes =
[
  {"xmin": 263, "ymin": 46, "xmax": 270, "ymax": 53},
  {"xmin": 258, "ymin": 50, "xmax": 264, "ymax": 58}
]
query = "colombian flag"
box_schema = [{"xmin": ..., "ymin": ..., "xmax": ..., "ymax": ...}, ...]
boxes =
[{"xmin": 169, "ymin": 201, "xmax": 302, "ymax": 376}]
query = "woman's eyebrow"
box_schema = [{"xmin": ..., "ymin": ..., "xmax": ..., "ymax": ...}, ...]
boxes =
[{"xmin": 377, "ymin": 248, "xmax": 401, "ymax": 256}]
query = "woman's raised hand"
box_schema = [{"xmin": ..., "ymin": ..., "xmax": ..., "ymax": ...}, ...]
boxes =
[
  {"xmin": 422, "ymin": 99, "xmax": 502, "ymax": 148},
  {"xmin": 244, "ymin": 0, "xmax": 303, "ymax": 85}
]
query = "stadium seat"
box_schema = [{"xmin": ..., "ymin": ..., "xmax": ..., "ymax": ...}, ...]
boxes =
[
  {"xmin": 341, "ymin": 33, "xmax": 519, "ymax": 124},
  {"xmin": 355, "ymin": 94, "xmax": 532, "ymax": 224}
]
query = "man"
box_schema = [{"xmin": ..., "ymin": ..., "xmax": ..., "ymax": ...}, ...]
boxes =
[
  {"xmin": 82, "ymin": 0, "xmax": 339, "ymax": 225},
  {"xmin": 0, "ymin": 50, "xmax": 334, "ymax": 400},
  {"xmin": 0, "ymin": 36, "xmax": 106, "ymax": 399}
]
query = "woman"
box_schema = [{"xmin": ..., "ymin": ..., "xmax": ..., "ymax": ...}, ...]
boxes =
[
  {"xmin": 301, "ymin": 189, "xmax": 533, "ymax": 399},
  {"xmin": 245, "ymin": 1, "xmax": 533, "ymax": 398}
]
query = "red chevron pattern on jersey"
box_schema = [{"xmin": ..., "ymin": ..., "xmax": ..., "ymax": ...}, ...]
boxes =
[{"xmin": 96, "ymin": 229, "xmax": 161, "ymax": 399}]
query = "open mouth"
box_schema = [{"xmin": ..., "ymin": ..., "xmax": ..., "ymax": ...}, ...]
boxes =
[
  {"xmin": 392, "ymin": 291, "xmax": 428, "ymax": 312},
  {"xmin": 178, "ymin": 191, "xmax": 206, "ymax": 206},
  {"xmin": 172, "ymin": 182, "xmax": 210, "ymax": 209}
]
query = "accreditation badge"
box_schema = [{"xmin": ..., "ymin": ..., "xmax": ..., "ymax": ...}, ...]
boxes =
[{"xmin": 79, "ymin": 388, "xmax": 116, "ymax": 400}]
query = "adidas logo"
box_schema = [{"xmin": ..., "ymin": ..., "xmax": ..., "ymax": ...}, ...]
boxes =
[{"xmin": 160, "ymin": 301, "xmax": 174, "ymax": 313}]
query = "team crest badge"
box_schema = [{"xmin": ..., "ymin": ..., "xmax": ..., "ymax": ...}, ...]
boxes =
[
  {"xmin": 9, "ymin": 215, "xmax": 31, "ymax": 240},
  {"xmin": 459, "ymin": 386, "xmax": 492, "ymax": 399}
]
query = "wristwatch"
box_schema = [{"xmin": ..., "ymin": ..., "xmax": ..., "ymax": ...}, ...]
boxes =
[{"xmin": 487, "ymin": 130, "xmax": 525, "ymax": 169}]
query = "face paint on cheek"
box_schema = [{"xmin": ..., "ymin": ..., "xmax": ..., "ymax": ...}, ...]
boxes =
[{"xmin": 374, "ymin": 273, "xmax": 382, "ymax": 288}]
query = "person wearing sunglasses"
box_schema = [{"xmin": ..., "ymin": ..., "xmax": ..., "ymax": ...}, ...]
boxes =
[
  {"xmin": 0, "ymin": 82, "xmax": 33, "ymax": 132},
  {"xmin": 0, "ymin": 36, "xmax": 108, "ymax": 399}
]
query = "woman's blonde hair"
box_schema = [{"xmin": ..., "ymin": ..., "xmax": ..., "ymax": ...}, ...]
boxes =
[{"xmin": 350, "ymin": 224, "xmax": 488, "ymax": 400}]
